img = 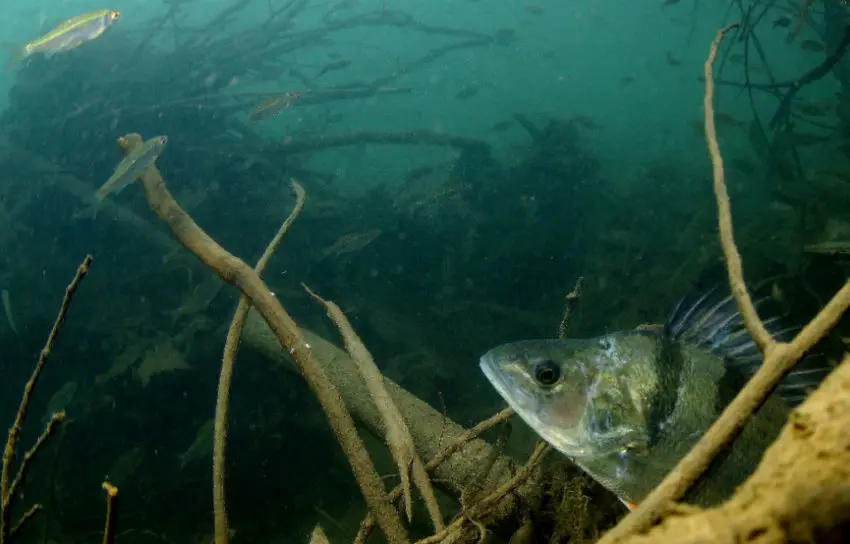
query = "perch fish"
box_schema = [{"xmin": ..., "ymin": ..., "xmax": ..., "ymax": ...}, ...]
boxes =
[
  {"xmin": 94, "ymin": 135, "xmax": 168, "ymax": 208},
  {"xmin": 480, "ymin": 281, "xmax": 831, "ymax": 509},
  {"xmin": 5, "ymin": 10, "xmax": 121, "ymax": 65}
]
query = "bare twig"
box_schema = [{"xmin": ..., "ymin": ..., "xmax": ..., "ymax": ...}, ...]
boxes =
[
  {"xmin": 354, "ymin": 407, "xmax": 515, "ymax": 543},
  {"xmin": 7, "ymin": 411, "xmax": 66, "ymax": 502},
  {"xmin": 597, "ymin": 23, "xmax": 850, "ymax": 543},
  {"xmin": 413, "ymin": 442, "xmax": 549, "ymax": 544},
  {"xmin": 8, "ymin": 505, "xmax": 40, "ymax": 539},
  {"xmin": 117, "ymin": 133, "xmax": 408, "ymax": 543},
  {"xmin": 213, "ymin": 179, "xmax": 306, "ymax": 544},
  {"xmin": 703, "ymin": 25, "xmax": 774, "ymax": 352},
  {"xmin": 557, "ymin": 276, "xmax": 584, "ymax": 339},
  {"xmin": 102, "ymin": 482, "xmax": 118, "ymax": 544},
  {"xmin": 304, "ymin": 285, "xmax": 444, "ymax": 532},
  {"xmin": 0, "ymin": 255, "xmax": 91, "ymax": 544}
]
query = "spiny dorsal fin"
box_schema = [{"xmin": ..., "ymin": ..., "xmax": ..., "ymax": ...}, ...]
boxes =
[{"xmin": 665, "ymin": 279, "xmax": 832, "ymax": 407}]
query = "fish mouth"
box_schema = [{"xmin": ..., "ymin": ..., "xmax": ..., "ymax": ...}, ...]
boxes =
[
  {"xmin": 480, "ymin": 351, "xmax": 599, "ymax": 460},
  {"xmin": 479, "ymin": 353, "xmax": 539, "ymax": 416}
]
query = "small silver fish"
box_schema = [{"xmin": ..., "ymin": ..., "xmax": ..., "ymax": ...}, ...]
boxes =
[
  {"xmin": 480, "ymin": 280, "xmax": 831, "ymax": 509},
  {"xmin": 5, "ymin": 10, "xmax": 121, "ymax": 65},
  {"xmin": 95, "ymin": 135, "xmax": 167, "ymax": 205},
  {"xmin": 247, "ymin": 91, "xmax": 301, "ymax": 122}
]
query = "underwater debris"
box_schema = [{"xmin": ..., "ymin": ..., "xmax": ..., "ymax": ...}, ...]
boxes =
[
  {"xmin": 118, "ymin": 132, "xmax": 409, "ymax": 543},
  {"xmin": 0, "ymin": 255, "xmax": 91, "ymax": 544},
  {"xmin": 304, "ymin": 285, "xmax": 444, "ymax": 531},
  {"xmin": 101, "ymin": 481, "xmax": 119, "ymax": 544},
  {"xmin": 214, "ymin": 179, "xmax": 305, "ymax": 544}
]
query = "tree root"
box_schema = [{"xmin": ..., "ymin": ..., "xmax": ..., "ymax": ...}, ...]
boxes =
[
  {"xmin": 241, "ymin": 314, "xmax": 548, "ymax": 538},
  {"xmin": 116, "ymin": 134, "xmax": 409, "ymax": 544}
]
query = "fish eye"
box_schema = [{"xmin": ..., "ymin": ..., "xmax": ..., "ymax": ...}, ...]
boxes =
[
  {"xmin": 532, "ymin": 360, "xmax": 561, "ymax": 386},
  {"xmin": 620, "ymin": 442, "xmax": 646, "ymax": 457}
]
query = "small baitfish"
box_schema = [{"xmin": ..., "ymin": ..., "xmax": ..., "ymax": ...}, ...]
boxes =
[
  {"xmin": 247, "ymin": 91, "xmax": 301, "ymax": 122},
  {"xmin": 480, "ymin": 280, "xmax": 831, "ymax": 509},
  {"xmin": 5, "ymin": 10, "xmax": 121, "ymax": 65},
  {"xmin": 95, "ymin": 135, "xmax": 167, "ymax": 206}
]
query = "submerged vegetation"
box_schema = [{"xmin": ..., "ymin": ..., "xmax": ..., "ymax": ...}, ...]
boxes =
[{"xmin": 0, "ymin": 0, "xmax": 850, "ymax": 543}]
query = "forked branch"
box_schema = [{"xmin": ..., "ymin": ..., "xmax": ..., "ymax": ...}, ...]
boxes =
[{"xmin": 598, "ymin": 22, "xmax": 850, "ymax": 543}]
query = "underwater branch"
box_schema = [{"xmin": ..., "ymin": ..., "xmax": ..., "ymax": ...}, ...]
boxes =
[
  {"xmin": 213, "ymin": 179, "xmax": 306, "ymax": 544},
  {"xmin": 0, "ymin": 255, "xmax": 91, "ymax": 544},
  {"xmin": 116, "ymin": 133, "xmax": 410, "ymax": 544},
  {"xmin": 303, "ymin": 286, "xmax": 444, "ymax": 533},
  {"xmin": 599, "ymin": 23, "xmax": 850, "ymax": 543}
]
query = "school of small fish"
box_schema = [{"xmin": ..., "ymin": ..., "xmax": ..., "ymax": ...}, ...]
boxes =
[{"xmin": 4, "ymin": 8, "xmax": 306, "ymax": 206}]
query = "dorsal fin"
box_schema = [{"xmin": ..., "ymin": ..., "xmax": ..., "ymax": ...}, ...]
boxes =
[{"xmin": 665, "ymin": 277, "xmax": 832, "ymax": 407}]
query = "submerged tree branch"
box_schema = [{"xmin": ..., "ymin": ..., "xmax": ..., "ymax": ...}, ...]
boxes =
[
  {"xmin": 0, "ymin": 255, "xmax": 91, "ymax": 544},
  {"xmin": 117, "ymin": 133, "xmax": 409, "ymax": 544},
  {"xmin": 304, "ymin": 285, "xmax": 444, "ymax": 533},
  {"xmin": 213, "ymin": 179, "xmax": 306, "ymax": 544},
  {"xmin": 598, "ymin": 22, "xmax": 850, "ymax": 543}
]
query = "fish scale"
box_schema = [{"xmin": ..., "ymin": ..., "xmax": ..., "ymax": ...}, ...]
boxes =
[
  {"xmin": 6, "ymin": 9, "xmax": 120, "ymax": 65},
  {"xmin": 480, "ymin": 280, "xmax": 832, "ymax": 509}
]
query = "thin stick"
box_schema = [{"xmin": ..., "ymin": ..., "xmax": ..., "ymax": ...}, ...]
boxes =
[
  {"xmin": 703, "ymin": 23, "xmax": 773, "ymax": 353},
  {"xmin": 0, "ymin": 255, "xmax": 92, "ymax": 544},
  {"xmin": 117, "ymin": 133, "xmax": 408, "ymax": 544},
  {"xmin": 557, "ymin": 276, "xmax": 584, "ymax": 339},
  {"xmin": 413, "ymin": 442, "xmax": 549, "ymax": 544},
  {"xmin": 7, "ymin": 411, "xmax": 66, "ymax": 501},
  {"xmin": 9, "ymin": 505, "xmax": 41, "ymax": 539},
  {"xmin": 102, "ymin": 482, "xmax": 118, "ymax": 544},
  {"xmin": 304, "ymin": 285, "xmax": 444, "ymax": 532},
  {"xmin": 597, "ymin": 23, "xmax": 850, "ymax": 543},
  {"xmin": 213, "ymin": 179, "xmax": 305, "ymax": 544},
  {"xmin": 355, "ymin": 407, "xmax": 514, "ymax": 543}
]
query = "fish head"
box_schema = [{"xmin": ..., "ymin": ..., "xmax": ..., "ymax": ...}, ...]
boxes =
[
  {"xmin": 151, "ymin": 135, "xmax": 168, "ymax": 152},
  {"xmin": 480, "ymin": 336, "xmax": 651, "ymax": 462},
  {"xmin": 107, "ymin": 10, "xmax": 121, "ymax": 25}
]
